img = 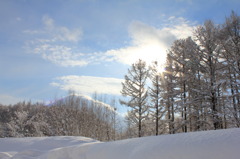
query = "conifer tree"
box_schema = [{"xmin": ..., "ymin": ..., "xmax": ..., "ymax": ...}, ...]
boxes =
[
  {"xmin": 149, "ymin": 61, "xmax": 165, "ymax": 135},
  {"xmin": 120, "ymin": 59, "xmax": 149, "ymax": 137}
]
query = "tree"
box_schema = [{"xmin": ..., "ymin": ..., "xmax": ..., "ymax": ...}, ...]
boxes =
[
  {"xmin": 120, "ymin": 59, "xmax": 149, "ymax": 137},
  {"xmin": 194, "ymin": 20, "xmax": 223, "ymax": 129},
  {"xmin": 148, "ymin": 61, "xmax": 165, "ymax": 135},
  {"xmin": 163, "ymin": 54, "xmax": 176, "ymax": 134},
  {"xmin": 220, "ymin": 11, "xmax": 240, "ymax": 127},
  {"xmin": 168, "ymin": 37, "xmax": 204, "ymax": 132},
  {"xmin": 168, "ymin": 38, "xmax": 191, "ymax": 133}
]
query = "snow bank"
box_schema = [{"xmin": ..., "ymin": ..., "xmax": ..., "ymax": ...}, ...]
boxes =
[
  {"xmin": 0, "ymin": 128, "xmax": 239, "ymax": 159},
  {"xmin": 0, "ymin": 136, "xmax": 99, "ymax": 159}
]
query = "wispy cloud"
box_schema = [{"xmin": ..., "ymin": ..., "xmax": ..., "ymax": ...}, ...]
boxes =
[
  {"xmin": 24, "ymin": 15, "xmax": 195, "ymax": 67},
  {"xmin": 33, "ymin": 44, "xmax": 89, "ymax": 67},
  {"xmin": 25, "ymin": 15, "xmax": 82, "ymax": 42},
  {"xmin": 42, "ymin": 15, "xmax": 82, "ymax": 42},
  {"xmin": 24, "ymin": 15, "xmax": 112, "ymax": 67},
  {"xmin": 24, "ymin": 15, "xmax": 90, "ymax": 67},
  {"xmin": 51, "ymin": 76, "xmax": 123, "ymax": 95}
]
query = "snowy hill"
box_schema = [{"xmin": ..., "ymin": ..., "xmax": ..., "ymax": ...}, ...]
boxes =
[
  {"xmin": 0, "ymin": 128, "xmax": 239, "ymax": 159},
  {"xmin": 50, "ymin": 94, "xmax": 122, "ymax": 118},
  {"xmin": 50, "ymin": 94, "xmax": 115, "ymax": 111}
]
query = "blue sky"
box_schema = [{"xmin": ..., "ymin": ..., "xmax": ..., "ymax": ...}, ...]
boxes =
[{"xmin": 0, "ymin": 0, "xmax": 239, "ymax": 106}]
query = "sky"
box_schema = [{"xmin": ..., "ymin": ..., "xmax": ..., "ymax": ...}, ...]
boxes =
[{"xmin": 0, "ymin": 0, "xmax": 240, "ymax": 107}]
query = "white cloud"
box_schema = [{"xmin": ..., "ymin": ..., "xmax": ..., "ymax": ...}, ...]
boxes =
[
  {"xmin": 33, "ymin": 44, "xmax": 89, "ymax": 67},
  {"xmin": 24, "ymin": 15, "xmax": 195, "ymax": 67},
  {"xmin": 25, "ymin": 15, "xmax": 82, "ymax": 42},
  {"xmin": 24, "ymin": 15, "xmax": 86, "ymax": 67},
  {"xmin": 106, "ymin": 18, "xmax": 195, "ymax": 66},
  {"xmin": 51, "ymin": 76, "xmax": 123, "ymax": 95},
  {"xmin": 41, "ymin": 15, "xmax": 82, "ymax": 43}
]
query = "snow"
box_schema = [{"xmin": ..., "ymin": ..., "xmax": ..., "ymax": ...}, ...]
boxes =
[
  {"xmin": 0, "ymin": 128, "xmax": 240, "ymax": 159},
  {"xmin": 0, "ymin": 136, "xmax": 99, "ymax": 159}
]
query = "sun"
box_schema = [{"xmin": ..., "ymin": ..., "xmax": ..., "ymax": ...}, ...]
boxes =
[
  {"xmin": 156, "ymin": 65, "xmax": 166, "ymax": 73},
  {"xmin": 135, "ymin": 44, "xmax": 167, "ymax": 72},
  {"xmin": 107, "ymin": 41, "xmax": 168, "ymax": 73}
]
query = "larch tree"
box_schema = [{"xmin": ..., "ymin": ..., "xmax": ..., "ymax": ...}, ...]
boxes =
[
  {"xmin": 120, "ymin": 59, "xmax": 149, "ymax": 137},
  {"xmin": 194, "ymin": 20, "xmax": 224, "ymax": 130},
  {"xmin": 148, "ymin": 61, "xmax": 166, "ymax": 136},
  {"xmin": 163, "ymin": 54, "xmax": 176, "ymax": 134},
  {"xmin": 168, "ymin": 38, "xmax": 190, "ymax": 133},
  {"xmin": 220, "ymin": 11, "xmax": 240, "ymax": 127},
  {"xmin": 168, "ymin": 37, "xmax": 206, "ymax": 132}
]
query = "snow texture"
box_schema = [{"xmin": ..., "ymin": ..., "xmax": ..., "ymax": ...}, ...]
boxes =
[{"xmin": 0, "ymin": 128, "xmax": 239, "ymax": 159}]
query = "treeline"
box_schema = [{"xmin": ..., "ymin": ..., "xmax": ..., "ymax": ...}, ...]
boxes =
[
  {"xmin": 122, "ymin": 11, "xmax": 240, "ymax": 137},
  {"xmin": 0, "ymin": 94, "xmax": 122, "ymax": 141}
]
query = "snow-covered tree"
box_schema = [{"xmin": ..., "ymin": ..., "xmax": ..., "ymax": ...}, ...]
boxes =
[
  {"xmin": 162, "ymin": 54, "xmax": 177, "ymax": 134},
  {"xmin": 194, "ymin": 20, "xmax": 224, "ymax": 130},
  {"xmin": 148, "ymin": 61, "xmax": 166, "ymax": 135},
  {"xmin": 219, "ymin": 11, "xmax": 240, "ymax": 127},
  {"xmin": 120, "ymin": 59, "xmax": 149, "ymax": 137}
]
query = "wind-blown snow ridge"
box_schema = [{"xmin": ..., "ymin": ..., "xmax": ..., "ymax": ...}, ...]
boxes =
[{"xmin": 0, "ymin": 128, "xmax": 239, "ymax": 159}]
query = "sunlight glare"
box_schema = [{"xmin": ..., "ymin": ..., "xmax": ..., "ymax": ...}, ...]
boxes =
[{"xmin": 131, "ymin": 43, "xmax": 167, "ymax": 72}]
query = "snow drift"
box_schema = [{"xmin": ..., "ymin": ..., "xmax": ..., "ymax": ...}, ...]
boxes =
[{"xmin": 0, "ymin": 128, "xmax": 239, "ymax": 159}]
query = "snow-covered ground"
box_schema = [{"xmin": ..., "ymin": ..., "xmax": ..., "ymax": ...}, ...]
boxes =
[{"xmin": 0, "ymin": 128, "xmax": 239, "ymax": 159}]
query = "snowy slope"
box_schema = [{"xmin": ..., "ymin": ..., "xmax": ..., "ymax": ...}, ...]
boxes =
[
  {"xmin": 0, "ymin": 128, "xmax": 239, "ymax": 159},
  {"xmin": 0, "ymin": 136, "xmax": 99, "ymax": 159}
]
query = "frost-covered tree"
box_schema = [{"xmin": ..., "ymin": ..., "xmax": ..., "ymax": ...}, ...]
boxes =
[
  {"xmin": 167, "ymin": 37, "xmax": 204, "ymax": 132},
  {"xmin": 148, "ymin": 61, "xmax": 166, "ymax": 135},
  {"xmin": 162, "ymin": 54, "xmax": 177, "ymax": 134},
  {"xmin": 0, "ymin": 96, "xmax": 121, "ymax": 141},
  {"xmin": 121, "ymin": 11, "xmax": 240, "ymax": 136},
  {"xmin": 120, "ymin": 59, "xmax": 149, "ymax": 137},
  {"xmin": 219, "ymin": 11, "xmax": 240, "ymax": 127},
  {"xmin": 194, "ymin": 20, "xmax": 224, "ymax": 130},
  {"xmin": 168, "ymin": 38, "xmax": 191, "ymax": 133}
]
